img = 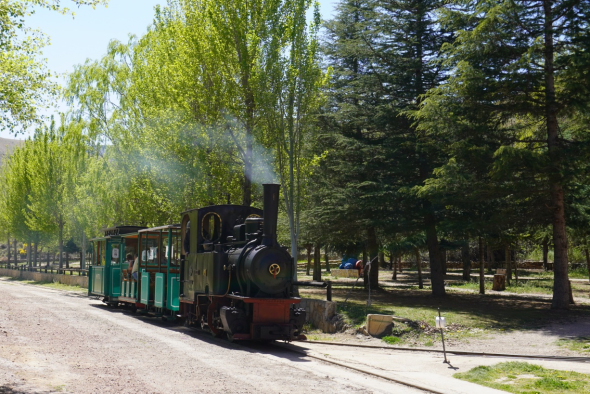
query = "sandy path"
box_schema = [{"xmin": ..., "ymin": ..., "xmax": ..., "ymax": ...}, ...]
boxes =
[{"xmin": 0, "ymin": 279, "xmax": 427, "ymax": 394}]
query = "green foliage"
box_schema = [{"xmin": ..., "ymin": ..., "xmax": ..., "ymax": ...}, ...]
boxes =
[
  {"xmin": 63, "ymin": 0, "xmax": 325, "ymax": 257},
  {"xmin": 0, "ymin": 0, "xmax": 108, "ymax": 132},
  {"xmin": 418, "ymin": 0, "xmax": 590, "ymax": 307},
  {"xmin": 308, "ymin": 0, "xmax": 454, "ymax": 293}
]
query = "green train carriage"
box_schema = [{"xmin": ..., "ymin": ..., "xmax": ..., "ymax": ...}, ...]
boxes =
[
  {"xmin": 88, "ymin": 226, "xmax": 144, "ymax": 306},
  {"xmin": 88, "ymin": 225, "xmax": 182, "ymax": 319}
]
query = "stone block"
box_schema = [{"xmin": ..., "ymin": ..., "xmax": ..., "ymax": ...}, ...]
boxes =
[
  {"xmin": 366, "ymin": 314, "xmax": 393, "ymax": 336},
  {"xmin": 298, "ymin": 298, "xmax": 338, "ymax": 333}
]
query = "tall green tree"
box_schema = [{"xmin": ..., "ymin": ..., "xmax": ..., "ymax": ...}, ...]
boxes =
[
  {"xmin": 0, "ymin": 0, "xmax": 108, "ymax": 132},
  {"xmin": 258, "ymin": 0, "xmax": 325, "ymax": 277},
  {"xmin": 25, "ymin": 118, "xmax": 87, "ymax": 268},
  {"xmin": 0, "ymin": 139, "xmax": 36, "ymax": 250},
  {"xmin": 315, "ymin": 0, "xmax": 452, "ymax": 293},
  {"xmin": 421, "ymin": 0, "xmax": 590, "ymax": 308}
]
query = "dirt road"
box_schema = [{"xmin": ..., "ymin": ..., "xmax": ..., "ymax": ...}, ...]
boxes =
[{"xmin": 0, "ymin": 279, "xmax": 428, "ymax": 394}]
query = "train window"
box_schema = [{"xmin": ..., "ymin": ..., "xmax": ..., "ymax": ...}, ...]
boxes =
[
  {"xmin": 201, "ymin": 212, "xmax": 222, "ymax": 242},
  {"xmin": 112, "ymin": 245, "xmax": 120, "ymax": 261},
  {"xmin": 183, "ymin": 220, "xmax": 190, "ymax": 254},
  {"xmin": 91, "ymin": 242, "xmax": 96, "ymax": 265},
  {"xmin": 100, "ymin": 242, "xmax": 106, "ymax": 266}
]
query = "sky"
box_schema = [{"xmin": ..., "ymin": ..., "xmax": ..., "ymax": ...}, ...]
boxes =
[{"xmin": 2, "ymin": 0, "xmax": 338, "ymax": 139}]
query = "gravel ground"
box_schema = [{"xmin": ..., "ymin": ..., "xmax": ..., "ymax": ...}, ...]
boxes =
[{"xmin": 0, "ymin": 279, "xmax": 427, "ymax": 394}]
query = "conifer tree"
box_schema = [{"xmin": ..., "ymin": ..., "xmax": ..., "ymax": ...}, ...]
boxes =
[
  {"xmin": 420, "ymin": 0, "xmax": 590, "ymax": 308},
  {"xmin": 315, "ymin": 0, "xmax": 452, "ymax": 294}
]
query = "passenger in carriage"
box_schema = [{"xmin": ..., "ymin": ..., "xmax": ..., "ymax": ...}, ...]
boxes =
[
  {"xmin": 126, "ymin": 254, "xmax": 134, "ymax": 276},
  {"xmin": 132, "ymin": 253, "xmax": 139, "ymax": 280}
]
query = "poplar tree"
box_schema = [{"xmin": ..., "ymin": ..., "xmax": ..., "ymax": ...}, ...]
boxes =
[
  {"xmin": 0, "ymin": 0, "xmax": 108, "ymax": 132},
  {"xmin": 26, "ymin": 119, "xmax": 87, "ymax": 269}
]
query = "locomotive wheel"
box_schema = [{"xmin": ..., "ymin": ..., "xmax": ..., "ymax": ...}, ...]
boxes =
[{"xmin": 207, "ymin": 302, "xmax": 224, "ymax": 338}]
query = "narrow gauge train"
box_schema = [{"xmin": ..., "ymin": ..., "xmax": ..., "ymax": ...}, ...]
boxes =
[{"xmin": 88, "ymin": 184, "xmax": 306, "ymax": 342}]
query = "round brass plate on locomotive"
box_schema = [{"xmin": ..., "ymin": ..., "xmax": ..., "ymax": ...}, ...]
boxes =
[{"xmin": 269, "ymin": 263, "xmax": 280, "ymax": 276}]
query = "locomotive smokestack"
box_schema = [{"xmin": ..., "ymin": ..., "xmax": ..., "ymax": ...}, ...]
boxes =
[{"xmin": 262, "ymin": 183, "xmax": 280, "ymax": 246}]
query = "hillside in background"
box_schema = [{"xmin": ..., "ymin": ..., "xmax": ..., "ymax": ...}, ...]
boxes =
[{"xmin": 0, "ymin": 137, "xmax": 23, "ymax": 166}]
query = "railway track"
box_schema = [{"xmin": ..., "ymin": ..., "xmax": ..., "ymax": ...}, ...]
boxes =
[
  {"xmin": 269, "ymin": 341, "xmax": 443, "ymax": 394},
  {"xmin": 189, "ymin": 327, "xmax": 589, "ymax": 394},
  {"xmin": 301, "ymin": 340, "xmax": 590, "ymax": 363},
  {"xmin": 259, "ymin": 339, "xmax": 590, "ymax": 394}
]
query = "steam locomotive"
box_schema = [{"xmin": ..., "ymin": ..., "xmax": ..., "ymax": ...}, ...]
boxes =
[{"xmin": 88, "ymin": 184, "xmax": 306, "ymax": 342}]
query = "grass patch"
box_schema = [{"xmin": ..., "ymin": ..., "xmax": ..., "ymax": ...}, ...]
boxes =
[
  {"xmin": 454, "ymin": 362, "xmax": 590, "ymax": 393},
  {"xmin": 447, "ymin": 278, "xmax": 555, "ymax": 295},
  {"xmin": 382, "ymin": 336, "xmax": 401, "ymax": 345},
  {"xmin": 569, "ymin": 266, "xmax": 590, "ymax": 280},
  {"xmin": 556, "ymin": 337, "xmax": 590, "ymax": 353}
]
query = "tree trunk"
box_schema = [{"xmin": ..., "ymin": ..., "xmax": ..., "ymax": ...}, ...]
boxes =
[
  {"xmin": 242, "ymin": 99, "xmax": 254, "ymax": 206},
  {"xmin": 389, "ymin": 253, "xmax": 393, "ymax": 270},
  {"xmin": 378, "ymin": 251, "xmax": 385, "ymax": 269},
  {"xmin": 13, "ymin": 239, "xmax": 17, "ymax": 265},
  {"xmin": 487, "ymin": 244, "xmax": 491, "ymax": 272},
  {"xmin": 313, "ymin": 244, "xmax": 321, "ymax": 281},
  {"xmin": 479, "ymin": 237, "xmax": 485, "ymax": 294},
  {"xmin": 392, "ymin": 255, "xmax": 398, "ymax": 280},
  {"xmin": 59, "ymin": 223, "xmax": 64, "ymax": 270},
  {"xmin": 461, "ymin": 242, "xmax": 471, "ymax": 281},
  {"xmin": 81, "ymin": 232, "xmax": 86, "ymax": 270},
  {"xmin": 34, "ymin": 241, "xmax": 38, "ymax": 267},
  {"xmin": 425, "ymin": 211, "xmax": 445, "ymax": 296},
  {"xmin": 505, "ymin": 244, "xmax": 511, "ymax": 285},
  {"xmin": 514, "ymin": 243, "xmax": 519, "ymax": 285},
  {"xmin": 27, "ymin": 240, "xmax": 31, "ymax": 269},
  {"xmin": 543, "ymin": 237, "xmax": 549, "ymax": 271},
  {"xmin": 46, "ymin": 249, "xmax": 50, "ymax": 267},
  {"xmin": 365, "ymin": 227, "xmax": 379, "ymax": 289},
  {"xmin": 305, "ymin": 244, "xmax": 312, "ymax": 276},
  {"xmin": 543, "ymin": 0, "xmax": 569, "ymax": 310},
  {"xmin": 324, "ymin": 250, "xmax": 330, "ymax": 273},
  {"xmin": 415, "ymin": 247, "xmax": 423, "ymax": 289},
  {"xmin": 6, "ymin": 236, "xmax": 10, "ymax": 268},
  {"xmin": 66, "ymin": 250, "xmax": 70, "ymax": 269},
  {"xmin": 585, "ymin": 248, "xmax": 590, "ymax": 284},
  {"xmin": 440, "ymin": 248, "xmax": 447, "ymax": 275},
  {"xmin": 398, "ymin": 255, "xmax": 402, "ymax": 273}
]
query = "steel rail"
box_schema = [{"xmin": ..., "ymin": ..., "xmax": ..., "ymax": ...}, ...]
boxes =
[
  {"xmin": 271, "ymin": 342, "xmax": 442, "ymax": 394},
  {"xmin": 302, "ymin": 340, "xmax": 590, "ymax": 363}
]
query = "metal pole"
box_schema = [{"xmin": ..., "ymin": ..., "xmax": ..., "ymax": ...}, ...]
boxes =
[{"xmin": 438, "ymin": 308, "xmax": 449, "ymax": 364}]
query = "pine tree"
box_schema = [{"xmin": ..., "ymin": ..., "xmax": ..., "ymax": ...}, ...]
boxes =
[
  {"xmin": 313, "ymin": 0, "xmax": 452, "ymax": 294},
  {"xmin": 420, "ymin": 0, "xmax": 590, "ymax": 308}
]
